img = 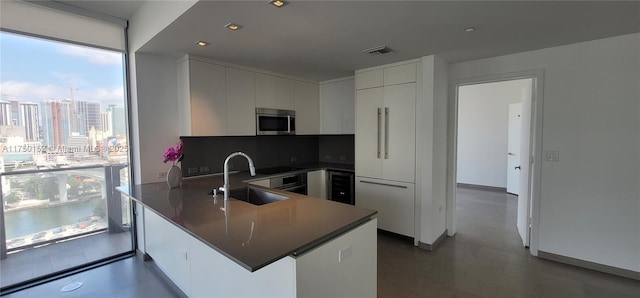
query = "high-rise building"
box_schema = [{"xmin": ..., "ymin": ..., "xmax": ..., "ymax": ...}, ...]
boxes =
[
  {"xmin": 41, "ymin": 100, "xmax": 72, "ymax": 147},
  {"xmin": 9, "ymin": 100, "xmax": 21, "ymax": 125},
  {"xmin": 9, "ymin": 101, "xmax": 20, "ymax": 125},
  {"xmin": 70, "ymin": 100, "xmax": 100, "ymax": 136},
  {"xmin": 75, "ymin": 100, "xmax": 88, "ymax": 136},
  {"xmin": 108, "ymin": 105, "xmax": 126, "ymax": 136},
  {"xmin": 0, "ymin": 101, "xmax": 11, "ymax": 125},
  {"xmin": 19, "ymin": 102, "xmax": 40, "ymax": 142},
  {"xmin": 100, "ymin": 111, "xmax": 112, "ymax": 136},
  {"xmin": 87, "ymin": 102, "xmax": 101, "ymax": 132}
]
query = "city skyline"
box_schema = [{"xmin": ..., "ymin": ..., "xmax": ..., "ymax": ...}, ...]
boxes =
[
  {"xmin": 0, "ymin": 31, "xmax": 127, "ymax": 148},
  {"xmin": 0, "ymin": 31, "xmax": 125, "ymax": 107},
  {"xmin": 1, "ymin": 99, "xmax": 126, "ymax": 147}
]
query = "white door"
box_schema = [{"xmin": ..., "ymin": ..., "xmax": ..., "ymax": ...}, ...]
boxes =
[
  {"xmin": 516, "ymin": 80, "xmax": 533, "ymax": 247},
  {"xmin": 382, "ymin": 83, "xmax": 416, "ymax": 183},
  {"xmin": 507, "ymin": 103, "xmax": 522, "ymax": 194},
  {"xmin": 355, "ymin": 88, "xmax": 384, "ymax": 179}
]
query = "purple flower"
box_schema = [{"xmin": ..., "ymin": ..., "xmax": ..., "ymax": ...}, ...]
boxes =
[{"xmin": 163, "ymin": 141, "xmax": 184, "ymax": 164}]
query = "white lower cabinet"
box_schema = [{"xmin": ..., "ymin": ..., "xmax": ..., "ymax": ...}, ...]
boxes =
[
  {"xmin": 356, "ymin": 177, "xmax": 415, "ymax": 237},
  {"xmin": 296, "ymin": 218, "xmax": 377, "ymax": 298},
  {"xmin": 306, "ymin": 170, "xmax": 327, "ymax": 199},
  {"xmin": 145, "ymin": 209, "xmax": 376, "ymax": 297},
  {"xmin": 190, "ymin": 239, "xmax": 296, "ymax": 297},
  {"xmin": 145, "ymin": 211, "xmax": 192, "ymax": 296}
]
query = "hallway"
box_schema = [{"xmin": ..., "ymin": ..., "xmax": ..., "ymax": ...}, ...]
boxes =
[{"xmin": 377, "ymin": 186, "xmax": 639, "ymax": 297}]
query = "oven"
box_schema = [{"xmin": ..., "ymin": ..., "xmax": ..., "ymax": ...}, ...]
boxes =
[
  {"xmin": 270, "ymin": 172, "xmax": 307, "ymax": 195},
  {"xmin": 256, "ymin": 108, "xmax": 295, "ymax": 135}
]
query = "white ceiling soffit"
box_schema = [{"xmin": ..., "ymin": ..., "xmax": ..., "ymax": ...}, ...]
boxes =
[
  {"xmin": 53, "ymin": 0, "xmax": 144, "ymax": 22},
  {"xmin": 136, "ymin": 1, "xmax": 640, "ymax": 81}
]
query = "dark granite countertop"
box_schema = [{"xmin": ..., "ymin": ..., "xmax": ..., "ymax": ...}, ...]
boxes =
[{"xmin": 117, "ymin": 170, "xmax": 375, "ymax": 272}]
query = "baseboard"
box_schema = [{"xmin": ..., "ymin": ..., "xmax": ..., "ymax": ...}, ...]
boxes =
[
  {"xmin": 538, "ymin": 250, "xmax": 640, "ymax": 281},
  {"xmin": 418, "ymin": 230, "xmax": 448, "ymax": 252},
  {"xmin": 457, "ymin": 183, "xmax": 507, "ymax": 192}
]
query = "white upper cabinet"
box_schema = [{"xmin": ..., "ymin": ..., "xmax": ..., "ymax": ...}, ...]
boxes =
[
  {"xmin": 321, "ymin": 78, "xmax": 355, "ymax": 135},
  {"xmin": 188, "ymin": 59, "xmax": 227, "ymax": 136},
  {"xmin": 256, "ymin": 74, "xmax": 297, "ymax": 111},
  {"xmin": 294, "ymin": 81, "xmax": 320, "ymax": 134},
  {"xmin": 383, "ymin": 63, "xmax": 417, "ymax": 85},
  {"xmin": 226, "ymin": 68, "xmax": 256, "ymax": 136},
  {"xmin": 275, "ymin": 77, "xmax": 295, "ymax": 110},
  {"xmin": 355, "ymin": 69, "xmax": 383, "ymax": 90},
  {"xmin": 178, "ymin": 56, "xmax": 320, "ymax": 136},
  {"xmin": 255, "ymin": 73, "xmax": 277, "ymax": 109}
]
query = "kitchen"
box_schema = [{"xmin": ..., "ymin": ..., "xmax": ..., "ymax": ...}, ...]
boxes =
[{"xmin": 1, "ymin": 0, "xmax": 639, "ymax": 297}]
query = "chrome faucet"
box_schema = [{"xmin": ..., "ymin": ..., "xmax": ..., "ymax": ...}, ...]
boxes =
[{"xmin": 219, "ymin": 152, "xmax": 256, "ymax": 201}]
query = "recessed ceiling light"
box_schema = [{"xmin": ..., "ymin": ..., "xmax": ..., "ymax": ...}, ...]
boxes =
[
  {"xmin": 268, "ymin": 0, "xmax": 288, "ymax": 8},
  {"xmin": 195, "ymin": 41, "xmax": 208, "ymax": 46},
  {"xmin": 464, "ymin": 27, "xmax": 476, "ymax": 32},
  {"xmin": 224, "ymin": 23, "xmax": 241, "ymax": 30}
]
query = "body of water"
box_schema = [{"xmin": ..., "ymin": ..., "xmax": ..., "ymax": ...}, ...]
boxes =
[{"xmin": 4, "ymin": 198, "xmax": 104, "ymax": 239}]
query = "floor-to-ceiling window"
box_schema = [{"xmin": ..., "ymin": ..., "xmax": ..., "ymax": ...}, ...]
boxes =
[{"xmin": 0, "ymin": 29, "xmax": 133, "ymax": 290}]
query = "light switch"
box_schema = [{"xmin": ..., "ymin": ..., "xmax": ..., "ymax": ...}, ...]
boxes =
[{"xmin": 544, "ymin": 150, "xmax": 560, "ymax": 162}]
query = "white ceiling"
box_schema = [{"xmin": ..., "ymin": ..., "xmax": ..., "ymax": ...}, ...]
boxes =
[
  {"xmin": 57, "ymin": 0, "xmax": 143, "ymax": 21},
  {"xmin": 60, "ymin": 1, "xmax": 640, "ymax": 82}
]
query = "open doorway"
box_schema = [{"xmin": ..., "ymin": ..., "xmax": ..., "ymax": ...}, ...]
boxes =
[{"xmin": 453, "ymin": 77, "xmax": 536, "ymax": 249}]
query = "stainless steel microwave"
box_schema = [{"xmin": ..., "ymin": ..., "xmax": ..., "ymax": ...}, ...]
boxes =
[{"xmin": 256, "ymin": 108, "xmax": 295, "ymax": 135}]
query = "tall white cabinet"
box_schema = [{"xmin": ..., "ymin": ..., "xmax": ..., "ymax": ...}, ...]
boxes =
[
  {"xmin": 355, "ymin": 61, "xmax": 418, "ymax": 238},
  {"xmin": 320, "ymin": 77, "xmax": 355, "ymax": 135}
]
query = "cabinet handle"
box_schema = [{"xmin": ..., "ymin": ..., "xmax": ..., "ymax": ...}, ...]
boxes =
[
  {"xmin": 359, "ymin": 180, "xmax": 407, "ymax": 189},
  {"xmin": 377, "ymin": 108, "xmax": 381, "ymax": 158},
  {"xmin": 384, "ymin": 107, "xmax": 389, "ymax": 159}
]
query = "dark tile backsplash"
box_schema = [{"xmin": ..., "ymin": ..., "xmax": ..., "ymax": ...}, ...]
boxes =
[
  {"xmin": 180, "ymin": 135, "xmax": 353, "ymax": 177},
  {"xmin": 318, "ymin": 135, "xmax": 355, "ymax": 164}
]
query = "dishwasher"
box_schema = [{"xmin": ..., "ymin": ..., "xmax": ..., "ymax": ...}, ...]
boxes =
[{"xmin": 327, "ymin": 170, "xmax": 355, "ymax": 205}]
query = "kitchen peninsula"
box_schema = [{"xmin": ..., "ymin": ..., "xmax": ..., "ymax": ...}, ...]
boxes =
[{"xmin": 118, "ymin": 171, "xmax": 377, "ymax": 297}]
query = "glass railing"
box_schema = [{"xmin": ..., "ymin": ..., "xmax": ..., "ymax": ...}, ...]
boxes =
[{"xmin": 0, "ymin": 164, "xmax": 129, "ymax": 256}]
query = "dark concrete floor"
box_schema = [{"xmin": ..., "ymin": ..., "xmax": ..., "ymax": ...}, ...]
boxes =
[
  {"xmin": 1, "ymin": 231, "xmax": 132, "ymax": 288},
  {"xmin": 377, "ymin": 186, "xmax": 640, "ymax": 297},
  {"xmin": 2, "ymin": 254, "xmax": 185, "ymax": 298},
  {"xmin": 4, "ymin": 186, "xmax": 639, "ymax": 297}
]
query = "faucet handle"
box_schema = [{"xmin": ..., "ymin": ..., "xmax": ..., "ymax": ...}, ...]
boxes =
[{"xmin": 218, "ymin": 186, "xmax": 226, "ymax": 193}]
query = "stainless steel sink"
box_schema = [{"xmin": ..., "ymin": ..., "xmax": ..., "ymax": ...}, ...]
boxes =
[{"xmin": 229, "ymin": 187, "xmax": 290, "ymax": 206}]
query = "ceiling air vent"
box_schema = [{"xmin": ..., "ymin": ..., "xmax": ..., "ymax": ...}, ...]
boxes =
[{"xmin": 362, "ymin": 45, "xmax": 394, "ymax": 56}]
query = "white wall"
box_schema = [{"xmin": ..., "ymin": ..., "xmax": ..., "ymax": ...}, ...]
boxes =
[
  {"xmin": 416, "ymin": 55, "xmax": 448, "ymax": 245},
  {"xmin": 449, "ymin": 33, "xmax": 640, "ymax": 272},
  {"xmin": 127, "ymin": 1, "xmax": 196, "ymax": 184},
  {"xmin": 132, "ymin": 53, "xmax": 181, "ymax": 184},
  {"xmin": 457, "ymin": 79, "xmax": 531, "ymax": 188}
]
